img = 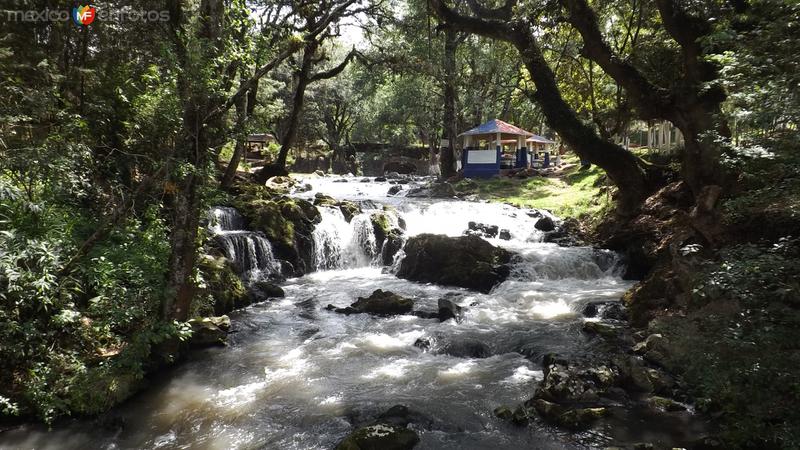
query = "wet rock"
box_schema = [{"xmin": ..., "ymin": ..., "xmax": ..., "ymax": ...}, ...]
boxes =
[
  {"xmin": 413, "ymin": 338, "xmax": 432, "ymax": 351},
  {"xmin": 582, "ymin": 301, "xmax": 627, "ymax": 321},
  {"xmin": 233, "ymin": 189, "xmax": 318, "ymax": 276},
  {"xmin": 380, "ymin": 230, "xmax": 405, "ymax": 265},
  {"xmin": 385, "ymin": 171, "xmax": 401, "ymax": 179},
  {"xmin": 397, "ymin": 234, "xmax": 512, "ymax": 293},
  {"xmin": 387, "ymin": 185, "xmax": 403, "ymax": 196},
  {"xmin": 375, "ymin": 176, "xmax": 387, "ymax": 182},
  {"xmin": 314, "ymin": 170, "xmax": 326, "ymax": 177},
  {"xmin": 188, "ymin": 318, "xmax": 227, "ymax": 347},
  {"xmin": 493, "ymin": 406, "xmax": 514, "ymax": 421},
  {"xmin": 405, "ymin": 182, "xmax": 456, "ymax": 198},
  {"xmin": 439, "ymin": 338, "xmax": 490, "ymax": 358},
  {"xmin": 532, "ymin": 399, "xmax": 606, "ymax": 430},
  {"xmin": 333, "ymin": 290, "xmax": 414, "ymax": 316},
  {"xmin": 582, "ymin": 321, "xmax": 621, "ymax": 339},
  {"xmin": 207, "ymin": 315, "xmax": 231, "ymax": 332},
  {"xmin": 410, "ymin": 310, "xmax": 440, "ymax": 320},
  {"xmin": 534, "ymin": 216, "xmax": 556, "ymax": 232},
  {"xmin": 294, "ymin": 182, "xmax": 312, "ymax": 193},
  {"xmin": 498, "ymin": 229, "xmax": 512, "ymax": 240},
  {"xmin": 511, "ymin": 405, "xmax": 532, "ymax": 425},
  {"xmin": 335, "ymin": 423, "xmax": 419, "ymax": 450},
  {"xmin": 647, "ymin": 396, "xmax": 686, "ymax": 412},
  {"xmin": 465, "ymin": 221, "xmax": 499, "ymax": 238},
  {"xmin": 314, "ymin": 193, "xmax": 362, "ymax": 223},
  {"xmin": 542, "ymin": 217, "xmax": 586, "ymax": 247},
  {"xmin": 437, "ymin": 298, "xmax": 464, "ymax": 323},
  {"xmin": 361, "ymin": 178, "xmax": 371, "ymax": 183},
  {"xmin": 248, "ymin": 281, "xmax": 285, "ymax": 302},
  {"xmin": 333, "ymin": 178, "xmax": 349, "ymax": 183}
]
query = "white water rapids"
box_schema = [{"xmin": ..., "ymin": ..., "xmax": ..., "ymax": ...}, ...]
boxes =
[{"xmin": 3, "ymin": 175, "xmax": 682, "ymax": 449}]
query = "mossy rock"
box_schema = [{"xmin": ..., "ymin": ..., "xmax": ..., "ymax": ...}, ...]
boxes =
[
  {"xmin": 233, "ymin": 191, "xmax": 319, "ymax": 274},
  {"xmin": 197, "ymin": 255, "xmax": 249, "ymax": 316},
  {"xmin": 371, "ymin": 212, "xmax": 392, "ymax": 247},
  {"xmin": 314, "ymin": 193, "xmax": 361, "ymax": 222},
  {"xmin": 335, "ymin": 423, "xmax": 419, "ymax": 450}
]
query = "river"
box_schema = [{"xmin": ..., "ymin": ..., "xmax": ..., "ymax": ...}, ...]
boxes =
[{"xmin": 0, "ymin": 176, "xmax": 701, "ymax": 449}]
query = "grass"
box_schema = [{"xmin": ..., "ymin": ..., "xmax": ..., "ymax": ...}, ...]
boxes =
[{"xmin": 454, "ymin": 158, "xmax": 611, "ymax": 219}]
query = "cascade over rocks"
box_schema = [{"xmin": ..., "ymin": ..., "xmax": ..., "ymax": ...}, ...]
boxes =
[
  {"xmin": 313, "ymin": 193, "xmax": 362, "ymax": 222},
  {"xmin": 232, "ymin": 185, "xmax": 321, "ymax": 276},
  {"xmin": 397, "ymin": 234, "xmax": 512, "ymax": 293}
]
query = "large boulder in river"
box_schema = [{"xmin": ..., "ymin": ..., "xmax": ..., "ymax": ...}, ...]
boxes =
[
  {"xmin": 405, "ymin": 182, "xmax": 456, "ymax": 199},
  {"xmin": 187, "ymin": 317, "xmax": 227, "ymax": 347},
  {"xmin": 328, "ymin": 290, "xmax": 414, "ymax": 316},
  {"xmin": 397, "ymin": 234, "xmax": 512, "ymax": 293}
]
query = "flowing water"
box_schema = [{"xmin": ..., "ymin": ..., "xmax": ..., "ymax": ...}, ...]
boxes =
[{"xmin": 0, "ymin": 176, "xmax": 703, "ymax": 449}]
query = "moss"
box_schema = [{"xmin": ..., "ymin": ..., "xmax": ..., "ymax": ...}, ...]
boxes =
[
  {"xmin": 370, "ymin": 212, "xmax": 392, "ymax": 247},
  {"xmin": 197, "ymin": 254, "xmax": 248, "ymax": 316}
]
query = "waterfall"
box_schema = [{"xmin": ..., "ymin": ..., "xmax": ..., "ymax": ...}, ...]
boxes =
[
  {"xmin": 208, "ymin": 206, "xmax": 280, "ymax": 282},
  {"xmin": 312, "ymin": 207, "xmax": 379, "ymax": 270},
  {"xmin": 208, "ymin": 206, "xmax": 246, "ymax": 233}
]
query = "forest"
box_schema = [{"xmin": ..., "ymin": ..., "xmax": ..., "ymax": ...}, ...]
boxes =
[{"xmin": 1, "ymin": 0, "xmax": 798, "ymax": 448}]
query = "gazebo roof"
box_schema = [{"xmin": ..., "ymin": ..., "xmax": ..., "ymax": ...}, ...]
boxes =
[
  {"xmin": 526, "ymin": 134, "xmax": 556, "ymax": 144},
  {"xmin": 459, "ymin": 119, "xmax": 534, "ymax": 137}
]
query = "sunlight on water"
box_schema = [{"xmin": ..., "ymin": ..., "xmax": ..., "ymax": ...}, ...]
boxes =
[
  {"xmin": 437, "ymin": 361, "xmax": 476, "ymax": 381},
  {"xmin": 3, "ymin": 176, "xmax": 641, "ymax": 450}
]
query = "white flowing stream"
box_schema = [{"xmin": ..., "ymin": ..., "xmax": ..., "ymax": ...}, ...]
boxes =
[{"xmin": 3, "ymin": 175, "xmax": 700, "ymax": 449}]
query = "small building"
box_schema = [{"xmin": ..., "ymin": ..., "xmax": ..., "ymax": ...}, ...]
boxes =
[
  {"xmin": 527, "ymin": 134, "xmax": 557, "ymax": 168},
  {"xmin": 459, "ymin": 119, "xmax": 548, "ymax": 178},
  {"xmin": 245, "ymin": 133, "xmax": 276, "ymax": 153}
]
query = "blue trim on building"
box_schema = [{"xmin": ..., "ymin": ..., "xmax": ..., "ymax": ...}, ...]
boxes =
[{"xmin": 462, "ymin": 147, "xmax": 501, "ymax": 178}]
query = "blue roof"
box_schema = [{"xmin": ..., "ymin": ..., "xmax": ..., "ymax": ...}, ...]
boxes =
[
  {"xmin": 459, "ymin": 119, "xmax": 534, "ymax": 137},
  {"xmin": 527, "ymin": 134, "xmax": 556, "ymax": 144}
]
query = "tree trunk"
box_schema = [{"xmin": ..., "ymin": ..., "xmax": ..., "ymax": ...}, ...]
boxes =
[
  {"xmin": 163, "ymin": 0, "xmax": 223, "ymax": 321},
  {"xmin": 221, "ymin": 85, "xmax": 249, "ymax": 188},
  {"xmin": 275, "ymin": 41, "xmax": 318, "ymax": 170},
  {"xmin": 428, "ymin": 0, "xmax": 661, "ymax": 214},
  {"xmin": 440, "ymin": 28, "xmax": 458, "ymax": 179}
]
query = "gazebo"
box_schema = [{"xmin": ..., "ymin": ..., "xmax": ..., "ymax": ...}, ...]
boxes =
[
  {"xmin": 527, "ymin": 134, "xmax": 557, "ymax": 168},
  {"xmin": 458, "ymin": 119, "xmax": 534, "ymax": 178}
]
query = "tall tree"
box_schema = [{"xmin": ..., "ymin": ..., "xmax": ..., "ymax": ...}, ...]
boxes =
[
  {"xmin": 162, "ymin": 0, "xmax": 300, "ymax": 320},
  {"xmin": 429, "ymin": 0, "xmax": 663, "ymax": 214}
]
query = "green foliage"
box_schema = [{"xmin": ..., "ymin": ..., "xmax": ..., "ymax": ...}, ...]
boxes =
[
  {"xmin": 655, "ymin": 239, "xmax": 800, "ymax": 448},
  {"xmin": 454, "ymin": 161, "xmax": 610, "ymax": 219},
  {"xmin": 0, "ymin": 176, "xmax": 172, "ymax": 422}
]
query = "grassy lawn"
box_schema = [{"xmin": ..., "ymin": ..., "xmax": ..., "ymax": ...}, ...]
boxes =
[{"xmin": 454, "ymin": 160, "xmax": 611, "ymax": 218}]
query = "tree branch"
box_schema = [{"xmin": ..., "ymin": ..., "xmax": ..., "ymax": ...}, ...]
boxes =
[{"xmin": 309, "ymin": 47, "xmax": 358, "ymax": 82}]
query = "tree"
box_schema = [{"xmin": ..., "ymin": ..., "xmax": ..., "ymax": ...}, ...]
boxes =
[
  {"xmin": 162, "ymin": 0, "xmax": 300, "ymax": 320},
  {"xmin": 255, "ymin": 0, "xmax": 376, "ymax": 181},
  {"xmin": 429, "ymin": 0, "xmax": 663, "ymax": 214}
]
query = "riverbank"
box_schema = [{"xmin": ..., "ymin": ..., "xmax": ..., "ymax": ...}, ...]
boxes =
[
  {"xmin": 449, "ymin": 146, "xmax": 800, "ymax": 448},
  {"xmin": 451, "ymin": 159, "xmax": 610, "ymax": 219}
]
